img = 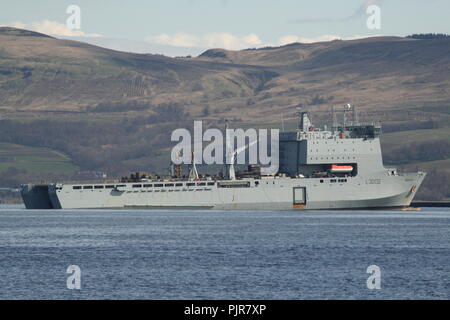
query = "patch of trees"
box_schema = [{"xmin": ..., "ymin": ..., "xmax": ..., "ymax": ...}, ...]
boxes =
[
  {"xmin": 199, "ymin": 50, "xmax": 227, "ymax": 58},
  {"xmin": 0, "ymin": 104, "xmax": 190, "ymax": 175},
  {"xmin": 86, "ymin": 101, "xmax": 187, "ymax": 116},
  {"xmin": 0, "ymin": 167, "xmax": 71, "ymax": 188},
  {"xmin": 406, "ymin": 33, "xmax": 450, "ymax": 40},
  {"xmin": 129, "ymin": 103, "xmax": 187, "ymax": 126},
  {"xmin": 384, "ymin": 139, "xmax": 450, "ymax": 165},
  {"xmin": 415, "ymin": 169, "xmax": 450, "ymax": 201},
  {"xmin": 87, "ymin": 101, "xmax": 150, "ymax": 113},
  {"xmin": 309, "ymin": 94, "xmax": 333, "ymax": 105},
  {"xmin": 0, "ymin": 168, "xmax": 26, "ymax": 187},
  {"xmin": 0, "ymin": 190, "xmax": 21, "ymax": 203},
  {"xmin": 382, "ymin": 120, "xmax": 439, "ymax": 133},
  {"xmin": 202, "ymin": 106, "xmax": 210, "ymax": 116}
]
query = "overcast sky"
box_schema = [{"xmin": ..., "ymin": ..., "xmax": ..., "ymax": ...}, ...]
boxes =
[{"xmin": 1, "ymin": 0, "xmax": 449, "ymax": 56}]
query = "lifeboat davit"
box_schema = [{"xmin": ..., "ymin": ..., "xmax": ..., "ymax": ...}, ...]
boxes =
[{"xmin": 330, "ymin": 164, "xmax": 353, "ymax": 173}]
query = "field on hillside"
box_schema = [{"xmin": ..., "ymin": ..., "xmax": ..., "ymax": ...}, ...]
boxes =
[
  {"xmin": 381, "ymin": 127, "xmax": 450, "ymax": 149},
  {"xmin": 0, "ymin": 143, "xmax": 78, "ymax": 174}
]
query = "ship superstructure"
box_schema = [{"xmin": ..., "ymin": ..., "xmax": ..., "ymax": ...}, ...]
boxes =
[{"xmin": 21, "ymin": 107, "xmax": 426, "ymax": 210}]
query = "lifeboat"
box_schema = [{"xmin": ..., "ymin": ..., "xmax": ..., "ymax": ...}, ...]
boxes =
[{"xmin": 330, "ymin": 164, "xmax": 353, "ymax": 173}]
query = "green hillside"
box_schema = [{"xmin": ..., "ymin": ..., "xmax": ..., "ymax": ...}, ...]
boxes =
[{"xmin": 0, "ymin": 142, "xmax": 78, "ymax": 174}]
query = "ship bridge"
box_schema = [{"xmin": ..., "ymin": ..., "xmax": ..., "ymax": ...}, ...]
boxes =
[{"xmin": 279, "ymin": 110, "xmax": 385, "ymax": 178}]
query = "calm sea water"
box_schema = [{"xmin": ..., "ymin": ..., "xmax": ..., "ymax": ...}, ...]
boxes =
[{"xmin": 0, "ymin": 205, "xmax": 448, "ymax": 300}]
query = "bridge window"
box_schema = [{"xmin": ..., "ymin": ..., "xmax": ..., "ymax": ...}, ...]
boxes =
[
  {"xmin": 132, "ymin": 184, "xmax": 142, "ymax": 188},
  {"xmin": 83, "ymin": 186, "xmax": 93, "ymax": 189},
  {"xmin": 73, "ymin": 186, "xmax": 82, "ymax": 190}
]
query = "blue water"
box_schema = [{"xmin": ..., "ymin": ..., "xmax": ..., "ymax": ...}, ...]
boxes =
[{"xmin": 0, "ymin": 205, "xmax": 448, "ymax": 300}]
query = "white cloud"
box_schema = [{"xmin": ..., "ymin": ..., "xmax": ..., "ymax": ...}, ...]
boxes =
[
  {"xmin": 146, "ymin": 32, "xmax": 262, "ymax": 50},
  {"xmin": 1, "ymin": 20, "xmax": 102, "ymax": 38},
  {"xmin": 7, "ymin": 22, "xmax": 27, "ymax": 29},
  {"xmin": 146, "ymin": 32, "xmax": 378, "ymax": 52}
]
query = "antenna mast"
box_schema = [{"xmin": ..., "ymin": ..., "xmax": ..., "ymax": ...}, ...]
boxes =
[
  {"xmin": 343, "ymin": 104, "xmax": 351, "ymax": 129},
  {"xmin": 332, "ymin": 105, "xmax": 337, "ymax": 131},
  {"xmin": 353, "ymin": 105, "xmax": 359, "ymax": 126}
]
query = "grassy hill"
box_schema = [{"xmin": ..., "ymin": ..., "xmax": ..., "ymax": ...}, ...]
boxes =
[
  {"xmin": 0, "ymin": 27, "xmax": 449, "ymax": 200},
  {"xmin": 0, "ymin": 142, "xmax": 78, "ymax": 174}
]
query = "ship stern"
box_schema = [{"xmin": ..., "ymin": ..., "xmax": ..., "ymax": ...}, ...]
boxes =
[{"xmin": 20, "ymin": 184, "xmax": 54, "ymax": 209}]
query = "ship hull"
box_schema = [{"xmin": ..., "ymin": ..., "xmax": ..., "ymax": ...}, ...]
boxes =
[{"xmin": 21, "ymin": 172, "xmax": 426, "ymax": 210}]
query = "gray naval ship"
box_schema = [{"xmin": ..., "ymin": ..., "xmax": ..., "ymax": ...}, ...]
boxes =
[{"xmin": 21, "ymin": 108, "xmax": 426, "ymax": 210}]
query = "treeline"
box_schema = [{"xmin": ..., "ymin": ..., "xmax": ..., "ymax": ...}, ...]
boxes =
[
  {"xmin": 132, "ymin": 103, "xmax": 187, "ymax": 125},
  {"xmin": 0, "ymin": 104, "xmax": 190, "ymax": 174},
  {"xmin": 87, "ymin": 101, "xmax": 150, "ymax": 113},
  {"xmin": 309, "ymin": 94, "xmax": 334, "ymax": 106},
  {"xmin": 384, "ymin": 138, "xmax": 450, "ymax": 200},
  {"xmin": 86, "ymin": 101, "xmax": 186, "ymax": 116},
  {"xmin": 406, "ymin": 33, "xmax": 450, "ymax": 40},
  {"xmin": 382, "ymin": 120, "xmax": 439, "ymax": 133},
  {"xmin": 0, "ymin": 167, "xmax": 71, "ymax": 188},
  {"xmin": 384, "ymin": 139, "xmax": 450, "ymax": 165},
  {"xmin": 415, "ymin": 169, "xmax": 450, "ymax": 200}
]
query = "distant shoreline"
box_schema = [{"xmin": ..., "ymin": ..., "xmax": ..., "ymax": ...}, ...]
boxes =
[
  {"xmin": 0, "ymin": 198, "xmax": 22, "ymax": 205},
  {"xmin": 410, "ymin": 200, "xmax": 450, "ymax": 208}
]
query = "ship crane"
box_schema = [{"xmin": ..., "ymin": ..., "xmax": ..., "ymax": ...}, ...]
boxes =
[
  {"xmin": 224, "ymin": 122, "xmax": 257, "ymax": 180},
  {"xmin": 188, "ymin": 152, "xmax": 199, "ymax": 180}
]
